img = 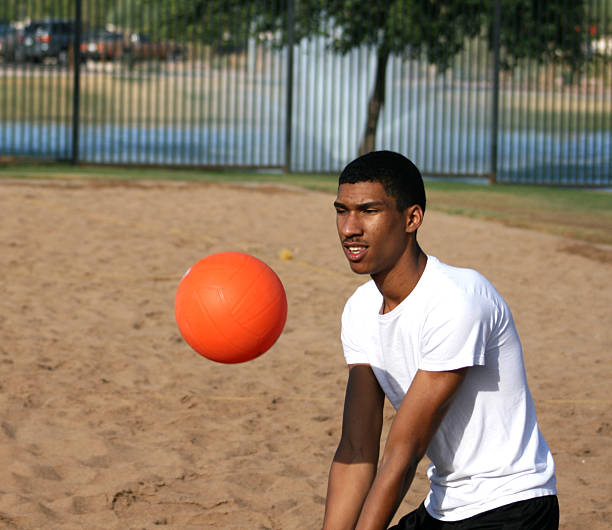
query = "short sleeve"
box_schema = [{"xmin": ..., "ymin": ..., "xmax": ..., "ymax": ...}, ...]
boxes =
[
  {"xmin": 341, "ymin": 298, "xmax": 370, "ymax": 365},
  {"xmin": 419, "ymin": 294, "xmax": 493, "ymax": 371}
]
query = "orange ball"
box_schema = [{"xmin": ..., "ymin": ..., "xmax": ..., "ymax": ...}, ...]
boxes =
[{"xmin": 175, "ymin": 252, "xmax": 287, "ymax": 364}]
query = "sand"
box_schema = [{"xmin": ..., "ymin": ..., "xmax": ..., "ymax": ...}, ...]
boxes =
[{"xmin": 0, "ymin": 178, "xmax": 610, "ymax": 529}]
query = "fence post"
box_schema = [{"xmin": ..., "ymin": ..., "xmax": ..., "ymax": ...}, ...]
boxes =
[
  {"xmin": 489, "ymin": 0, "xmax": 501, "ymax": 184},
  {"xmin": 71, "ymin": 0, "xmax": 82, "ymax": 165},
  {"xmin": 285, "ymin": 0, "xmax": 295, "ymax": 173}
]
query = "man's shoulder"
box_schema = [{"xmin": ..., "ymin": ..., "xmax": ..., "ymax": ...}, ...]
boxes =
[
  {"xmin": 424, "ymin": 257, "xmax": 510, "ymax": 330},
  {"xmin": 426, "ymin": 257, "xmax": 499, "ymax": 301}
]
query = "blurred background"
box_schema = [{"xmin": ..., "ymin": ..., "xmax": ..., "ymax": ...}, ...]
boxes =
[{"xmin": 0, "ymin": 0, "xmax": 610, "ymax": 185}]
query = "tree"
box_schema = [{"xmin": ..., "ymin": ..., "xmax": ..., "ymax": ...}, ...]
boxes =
[{"xmin": 143, "ymin": 0, "xmax": 588, "ymax": 156}]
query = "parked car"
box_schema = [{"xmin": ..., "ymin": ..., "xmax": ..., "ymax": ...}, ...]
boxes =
[
  {"xmin": 123, "ymin": 32, "xmax": 168, "ymax": 62},
  {"xmin": 18, "ymin": 19, "xmax": 75, "ymax": 64},
  {"xmin": 0, "ymin": 23, "xmax": 20, "ymax": 62},
  {"xmin": 122, "ymin": 32, "xmax": 185, "ymax": 65},
  {"xmin": 80, "ymin": 29, "xmax": 123, "ymax": 61}
]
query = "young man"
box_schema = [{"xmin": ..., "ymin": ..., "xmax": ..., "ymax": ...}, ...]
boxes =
[{"xmin": 323, "ymin": 151, "xmax": 558, "ymax": 530}]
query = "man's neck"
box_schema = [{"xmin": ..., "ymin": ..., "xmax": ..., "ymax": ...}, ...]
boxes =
[{"xmin": 373, "ymin": 246, "xmax": 427, "ymax": 314}]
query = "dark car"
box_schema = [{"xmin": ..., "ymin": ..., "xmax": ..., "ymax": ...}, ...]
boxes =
[
  {"xmin": 80, "ymin": 29, "xmax": 123, "ymax": 61},
  {"xmin": 0, "ymin": 23, "xmax": 21, "ymax": 62},
  {"xmin": 18, "ymin": 19, "xmax": 75, "ymax": 64},
  {"xmin": 123, "ymin": 32, "xmax": 170, "ymax": 61},
  {"xmin": 122, "ymin": 32, "xmax": 186, "ymax": 66}
]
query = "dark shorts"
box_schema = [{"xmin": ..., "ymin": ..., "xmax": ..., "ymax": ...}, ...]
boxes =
[{"xmin": 389, "ymin": 495, "xmax": 559, "ymax": 530}]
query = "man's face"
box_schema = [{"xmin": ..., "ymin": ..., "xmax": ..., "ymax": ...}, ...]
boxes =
[{"xmin": 334, "ymin": 181, "xmax": 410, "ymax": 276}]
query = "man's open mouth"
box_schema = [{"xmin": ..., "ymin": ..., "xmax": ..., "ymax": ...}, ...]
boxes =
[{"xmin": 344, "ymin": 245, "xmax": 368, "ymax": 261}]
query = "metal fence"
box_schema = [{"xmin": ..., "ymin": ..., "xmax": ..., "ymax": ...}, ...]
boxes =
[{"xmin": 0, "ymin": 0, "xmax": 610, "ymax": 185}]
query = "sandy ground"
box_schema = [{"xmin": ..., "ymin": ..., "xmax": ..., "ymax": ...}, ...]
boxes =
[{"xmin": 0, "ymin": 178, "xmax": 610, "ymax": 530}]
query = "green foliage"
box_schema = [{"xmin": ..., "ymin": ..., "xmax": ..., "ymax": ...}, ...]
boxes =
[
  {"xmin": 136, "ymin": 0, "xmax": 256, "ymax": 50},
  {"xmin": 3, "ymin": 0, "xmax": 74, "ymax": 22},
  {"xmin": 2, "ymin": 0, "xmax": 595, "ymax": 68},
  {"xmin": 318, "ymin": 0, "xmax": 587, "ymax": 70},
  {"xmin": 139, "ymin": 0, "xmax": 589, "ymax": 70},
  {"xmin": 499, "ymin": 0, "xmax": 585, "ymax": 69}
]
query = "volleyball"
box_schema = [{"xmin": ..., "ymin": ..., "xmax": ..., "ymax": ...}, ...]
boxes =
[{"xmin": 174, "ymin": 252, "xmax": 288, "ymax": 364}]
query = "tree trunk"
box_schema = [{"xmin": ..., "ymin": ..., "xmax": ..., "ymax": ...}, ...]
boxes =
[{"xmin": 358, "ymin": 46, "xmax": 390, "ymax": 156}]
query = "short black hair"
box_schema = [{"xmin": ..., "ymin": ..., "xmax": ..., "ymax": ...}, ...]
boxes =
[{"xmin": 339, "ymin": 151, "xmax": 426, "ymax": 212}]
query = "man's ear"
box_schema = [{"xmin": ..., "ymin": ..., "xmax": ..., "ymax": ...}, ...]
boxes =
[{"xmin": 405, "ymin": 204, "xmax": 424, "ymax": 234}]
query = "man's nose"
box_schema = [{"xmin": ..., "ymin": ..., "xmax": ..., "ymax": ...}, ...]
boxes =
[{"xmin": 339, "ymin": 212, "xmax": 363, "ymax": 238}]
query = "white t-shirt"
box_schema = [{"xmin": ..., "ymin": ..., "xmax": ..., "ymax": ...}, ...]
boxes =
[{"xmin": 341, "ymin": 256, "xmax": 556, "ymax": 521}]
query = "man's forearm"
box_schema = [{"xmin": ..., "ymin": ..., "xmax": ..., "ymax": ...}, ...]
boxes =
[
  {"xmin": 324, "ymin": 364, "xmax": 385, "ymax": 529},
  {"xmin": 322, "ymin": 459, "xmax": 377, "ymax": 530},
  {"xmin": 355, "ymin": 458, "xmax": 417, "ymax": 530}
]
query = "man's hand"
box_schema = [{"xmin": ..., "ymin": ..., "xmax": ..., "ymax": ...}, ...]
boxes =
[{"xmin": 322, "ymin": 364, "xmax": 385, "ymax": 530}]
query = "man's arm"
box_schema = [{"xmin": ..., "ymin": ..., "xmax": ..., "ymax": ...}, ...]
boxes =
[
  {"xmin": 355, "ymin": 368, "xmax": 467, "ymax": 530},
  {"xmin": 322, "ymin": 364, "xmax": 385, "ymax": 530}
]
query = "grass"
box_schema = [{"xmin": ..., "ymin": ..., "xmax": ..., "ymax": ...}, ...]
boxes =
[
  {"xmin": 0, "ymin": 68, "xmax": 281, "ymax": 123},
  {"xmin": 1, "ymin": 162, "xmax": 611, "ymax": 247},
  {"xmin": 2, "ymin": 67, "xmax": 611, "ymax": 131},
  {"xmin": 423, "ymin": 182, "xmax": 612, "ymax": 246}
]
